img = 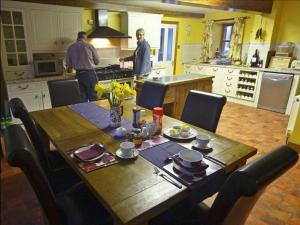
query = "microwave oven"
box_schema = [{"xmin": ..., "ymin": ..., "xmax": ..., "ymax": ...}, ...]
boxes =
[{"xmin": 34, "ymin": 59, "xmax": 63, "ymax": 77}]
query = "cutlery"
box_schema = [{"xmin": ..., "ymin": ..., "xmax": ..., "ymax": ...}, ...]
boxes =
[
  {"xmin": 153, "ymin": 167, "xmax": 182, "ymax": 189},
  {"xmin": 203, "ymin": 155, "xmax": 226, "ymax": 166}
]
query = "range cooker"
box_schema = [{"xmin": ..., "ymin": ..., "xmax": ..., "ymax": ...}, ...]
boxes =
[{"xmin": 95, "ymin": 64, "xmax": 134, "ymax": 88}]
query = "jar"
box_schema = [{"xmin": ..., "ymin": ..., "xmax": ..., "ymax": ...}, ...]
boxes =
[
  {"xmin": 132, "ymin": 128, "xmax": 142, "ymax": 147},
  {"xmin": 132, "ymin": 106, "xmax": 141, "ymax": 128},
  {"xmin": 153, "ymin": 107, "xmax": 164, "ymax": 134}
]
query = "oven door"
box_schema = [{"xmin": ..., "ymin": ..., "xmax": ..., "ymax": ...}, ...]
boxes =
[{"xmin": 34, "ymin": 60, "xmax": 61, "ymax": 77}]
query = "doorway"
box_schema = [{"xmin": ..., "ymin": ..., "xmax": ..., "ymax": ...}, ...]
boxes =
[{"xmin": 157, "ymin": 23, "xmax": 178, "ymax": 75}]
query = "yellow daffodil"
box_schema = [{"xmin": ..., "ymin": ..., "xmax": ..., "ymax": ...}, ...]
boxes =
[{"xmin": 94, "ymin": 81, "xmax": 135, "ymax": 106}]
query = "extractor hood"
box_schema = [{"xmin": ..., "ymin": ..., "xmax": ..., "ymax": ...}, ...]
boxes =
[{"xmin": 88, "ymin": 10, "xmax": 131, "ymax": 39}]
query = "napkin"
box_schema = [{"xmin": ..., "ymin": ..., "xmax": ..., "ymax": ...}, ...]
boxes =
[{"xmin": 74, "ymin": 144, "xmax": 105, "ymax": 161}]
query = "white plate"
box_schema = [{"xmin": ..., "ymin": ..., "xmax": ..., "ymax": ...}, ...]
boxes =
[
  {"xmin": 73, "ymin": 144, "xmax": 105, "ymax": 162},
  {"xmin": 163, "ymin": 127, "xmax": 197, "ymax": 140},
  {"xmin": 192, "ymin": 140, "xmax": 213, "ymax": 150},
  {"xmin": 116, "ymin": 148, "xmax": 139, "ymax": 159}
]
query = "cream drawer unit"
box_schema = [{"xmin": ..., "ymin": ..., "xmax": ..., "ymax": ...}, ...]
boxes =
[
  {"xmin": 224, "ymin": 73, "xmax": 239, "ymax": 98},
  {"xmin": 7, "ymin": 81, "xmax": 41, "ymax": 93},
  {"xmin": 209, "ymin": 67, "xmax": 225, "ymax": 95}
]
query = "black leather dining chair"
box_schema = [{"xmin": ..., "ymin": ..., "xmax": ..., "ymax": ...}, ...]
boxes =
[
  {"xmin": 47, "ymin": 79, "xmax": 81, "ymax": 107},
  {"xmin": 4, "ymin": 124, "xmax": 113, "ymax": 225},
  {"xmin": 181, "ymin": 90, "xmax": 227, "ymax": 132},
  {"xmin": 9, "ymin": 97, "xmax": 80, "ymax": 193},
  {"xmin": 150, "ymin": 145, "xmax": 299, "ymax": 225},
  {"xmin": 138, "ymin": 81, "xmax": 168, "ymax": 110}
]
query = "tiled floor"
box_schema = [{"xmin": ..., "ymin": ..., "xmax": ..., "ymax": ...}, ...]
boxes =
[{"xmin": 1, "ymin": 102, "xmax": 300, "ymax": 225}]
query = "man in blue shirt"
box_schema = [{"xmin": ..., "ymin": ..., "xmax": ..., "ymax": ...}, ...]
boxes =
[
  {"xmin": 120, "ymin": 28, "xmax": 151, "ymax": 79},
  {"xmin": 66, "ymin": 31, "xmax": 99, "ymax": 102}
]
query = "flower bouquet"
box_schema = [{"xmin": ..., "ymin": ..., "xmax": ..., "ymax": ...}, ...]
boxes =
[{"xmin": 95, "ymin": 81, "xmax": 136, "ymax": 127}]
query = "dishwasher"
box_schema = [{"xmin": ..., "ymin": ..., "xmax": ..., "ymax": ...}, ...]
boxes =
[{"xmin": 258, "ymin": 72, "xmax": 294, "ymax": 113}]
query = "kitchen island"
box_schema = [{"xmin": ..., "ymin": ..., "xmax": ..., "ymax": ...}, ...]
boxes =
[{"xmin": 135, "ymin": 74, "xmax": 214, "ymax": 119}]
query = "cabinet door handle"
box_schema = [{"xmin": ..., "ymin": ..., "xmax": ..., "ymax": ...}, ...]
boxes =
[
  {"xmin": 225, "ymin": 89, "xmax": 230, "ymax": 93},
  {"xmin": 18, "ymin": 84, "xmax": 29, "ymax": 90},
  {"xmin": 213, "ymin": 68, "xmax": 218, "ymax": 72},
  {"xmin": 61, "ymin": 41, "xmax": 65, "ymax": 45},
  {"xmin": 226, "ymin": 83, "xmax": 232, "ymax": 87},
  {"xmin": 228, "ymin": 69, "xmax": 234, "ymax": 73},
  {"xmin": 54, "ymin": 41, "xmax": 58, "ymax": 45},
  {"xmin": 155, "ymin": 70, "xmax": 161, "ymax": 75},
  {"xmin": 186, "ymin": 65, "xmax": 191, "ymax": 69},
  {"xmin": 34, "ymin": 95, "xmax": 38, "ymax": 99},
  {"xmin": 42, "ymin": 94, "xmax": 46, "ymax": 98},
  {"xmin": 15, "ymin": 71, "xmax": 25, "ymax": 76},
  {"xmin": 227, "ymin": 76, "xmax": 233, "ymax": 80},
  {"xmin": 197, "ymin": 66, "xmax": 203, "ymax": 70}
]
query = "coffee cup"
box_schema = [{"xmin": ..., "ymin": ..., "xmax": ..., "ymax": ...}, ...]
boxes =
[
  {"xmin": 195, "ymin": 134, "xmax": 211, "ymax": 147},
  {"xmin": 120, "ymin": 141, "xmax": 135, "ymax": 157}
]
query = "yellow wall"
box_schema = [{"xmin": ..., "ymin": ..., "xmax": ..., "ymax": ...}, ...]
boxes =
[
  {"xmin": 162, "ymin": 16, "xmax": 204, "ymax": 74},
  {"xmin": 273, "ymin": 0, "xmax": 300, "ymax": 42},
  {"xmin": 82, "ymin": 9, "xmax": 120, "ymax": 47},
  {"xmin": 290, "ymin": 112, "xmax": 300, "ymax": 145}
]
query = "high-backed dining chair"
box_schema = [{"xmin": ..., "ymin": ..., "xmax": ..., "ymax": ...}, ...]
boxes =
[
  {"xmin": 9, "ymin": 98, "xmax": 80, "ymax": 193},
  {"xmin": 4, "ymin": 124, "xmax": 113, "ymax": 225},
  {"xmin": 138, "ymin": 81, "xmax": 168, "ymax": 110},
  {"xmin": 47, "ymin": 79, "xmax": 81, "ymax": 107},
  {"xmin": 181, "ymin": 90, "xmax": 227, "ymax": 132},
  {"xmin": 150, "ymin": 145, "xmax": 299, "ymax": 225}
]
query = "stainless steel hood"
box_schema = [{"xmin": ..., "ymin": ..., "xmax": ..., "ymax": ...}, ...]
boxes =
[{"xmin": 88, "ymin": 10, "xmax": 131, "ymax": 39}]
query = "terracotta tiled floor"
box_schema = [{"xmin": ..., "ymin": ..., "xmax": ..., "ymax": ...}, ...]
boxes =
[{"xmin": 1, "ymin": 102, "xmax": 300, "ymax": 225}]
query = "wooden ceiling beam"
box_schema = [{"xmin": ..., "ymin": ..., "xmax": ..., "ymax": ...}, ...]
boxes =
[
  {"xmin": 7, "ymin": 0, "xmax": 205, "ymax": 18},
  {"xmin": 177, "ymin": 0, "xmax": 274, "ymax": 13}
]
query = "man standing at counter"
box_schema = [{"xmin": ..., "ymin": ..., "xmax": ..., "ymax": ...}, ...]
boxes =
[
  {"xmin": 120, "ymin": 28, "xmax": 151, "ymax": 79},
  {"xmin": 66, "ymin": 31, "xmax": 99, "ymax": 102}
]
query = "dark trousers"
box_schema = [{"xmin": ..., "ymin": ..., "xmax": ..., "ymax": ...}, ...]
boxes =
[{"xmin": 76, "ymin": 70, "xmax": 98, "ymax": 102}]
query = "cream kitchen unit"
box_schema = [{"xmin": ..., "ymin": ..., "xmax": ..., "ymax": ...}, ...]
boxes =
[
  {"xmin": 184, "ymin": 64, "xmax": 263, "ymax": 108},
  {"xmin": 121, "ymin": 12, "xmax": 162, "ymax": 49},
  {"xmin": 184, "ymin": 63, "xmax": 300, "ymax": 115},
  {"xmin": 29, "ymin": 7, "xmax": 82, "ymax": 51},
  {"xmin": 6, "ymin": 80, "xmax": 52, "ymax": 123}
]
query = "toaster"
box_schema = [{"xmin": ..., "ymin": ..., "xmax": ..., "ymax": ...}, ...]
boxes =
[{"xmin": 291, "ymin": 60, "xmax": 300, "ymax": 70}]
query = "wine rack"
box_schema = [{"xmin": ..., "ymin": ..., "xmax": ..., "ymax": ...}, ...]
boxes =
[{"xmin": 236, "ymin": 71, "xmax": 258, "ymax": 101}]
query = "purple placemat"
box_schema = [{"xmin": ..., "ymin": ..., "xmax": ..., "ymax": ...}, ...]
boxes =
[
  {"xmin": 140, "ymin": 141, "xmax": 226, "ymax": 190},
  {"xmin": 68, "ymin": 102, "xmax": 133, "ymax": 139}
]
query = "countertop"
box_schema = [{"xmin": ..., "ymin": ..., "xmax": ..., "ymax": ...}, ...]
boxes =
[
  {"xmin": 135, "ymin": 74, "xmax": 214, "ymax": 86},
  {"xmin": 5, "ymin": 74, "xmax": 74, "ymax": 84},
  {"xmin": 185, "ymin": 62, "xmax": 300, "ymax": 75}
]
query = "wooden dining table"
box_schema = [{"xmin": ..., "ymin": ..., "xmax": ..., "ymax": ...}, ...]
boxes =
[{"xmin": 30, "ymin": 100, "xmax": 257, "ymax": 225}]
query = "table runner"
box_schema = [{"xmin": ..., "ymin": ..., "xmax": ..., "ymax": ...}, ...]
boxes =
[{"xmin": 69, "ymin": 102, "xmax": 133, "ymax": 139}]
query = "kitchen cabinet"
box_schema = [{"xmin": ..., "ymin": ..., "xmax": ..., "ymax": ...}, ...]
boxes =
[
  {"xmin": 121, "ymin": 12, "xmax": 162, "ymax": 49},
  {"xmin": 0, "ymin": 8, "xmax": 31, "ymax": 70},
  {"xmin": 7, "ymin": 81, "xmax": 52, "ymax": 123},
  {"xmin": 30, "ymin": 8, "xmax": 82, "ymax": 51}
]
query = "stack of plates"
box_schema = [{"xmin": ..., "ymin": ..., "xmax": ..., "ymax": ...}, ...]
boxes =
[{"xmin": 172, "ymin": 150, "xmax": 208, "ymax": 176}]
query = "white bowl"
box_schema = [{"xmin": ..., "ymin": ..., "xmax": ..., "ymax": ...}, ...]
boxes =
[{"xmin": 178, "ymin": 150, "xmax": 203, "ymax": 168}]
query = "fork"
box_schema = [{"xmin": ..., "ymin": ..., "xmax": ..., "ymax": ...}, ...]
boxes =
[{"xmin": 153, "ymin": 167, "xmax": 182, "ymax": 189}]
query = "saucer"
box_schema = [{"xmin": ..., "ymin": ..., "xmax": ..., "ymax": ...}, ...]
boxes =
[
  {"xmin": 192, "ymin": 140, "xmax": 213, "ymax": 150},
  {"xmin": 116, "ymin": 149, "xmax": 139, "ymax": 159}
]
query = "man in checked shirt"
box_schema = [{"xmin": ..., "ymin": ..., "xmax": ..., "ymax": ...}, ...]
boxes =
[{"xmin": 66, "ymin": 31, "xmax": 99, "ymax": 102}]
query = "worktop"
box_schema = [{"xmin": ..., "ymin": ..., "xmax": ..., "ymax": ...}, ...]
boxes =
[
  {"xmin": 5, "ymin": 74, "xmax": 73, "ymax": 84},
  {"xmin": 185, "ymin": 62, "xmax": 300, "ymax": 75},
  {"xmin": 135, "ymin": 74, "xmax": 214, "ymax": 119}
]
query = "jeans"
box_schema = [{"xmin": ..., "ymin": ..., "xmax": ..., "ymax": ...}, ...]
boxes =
[{"xmin": 76, "ymin": 70, "xmax": 98, "ymax": 102}]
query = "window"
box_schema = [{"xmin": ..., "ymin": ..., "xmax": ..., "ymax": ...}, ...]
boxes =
[{"xmin": 220, "ymin": 24, "xmax": 233, "ymax": 57}]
